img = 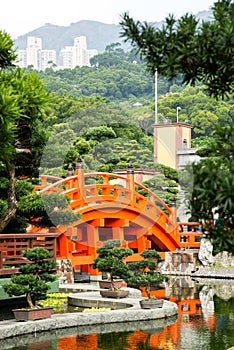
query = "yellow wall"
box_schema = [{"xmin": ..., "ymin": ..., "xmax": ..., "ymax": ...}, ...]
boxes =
[
  {"xmin": 182, "ymin": 127, "xmax": 191, "ymax": 147},
  {"xmin": 154, "ymin": 123, "xmax": 192, "ymax": 169},
  {"xmin": 157, "ymin": 126, "xmax": 176, "ymax": 168}
]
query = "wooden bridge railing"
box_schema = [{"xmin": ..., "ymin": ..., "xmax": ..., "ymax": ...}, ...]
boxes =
[
  {"xmin": 0, "ymin": 233, "xmax": 58, "ymax": 275},
  {"xmin": 176, "ymin": 222, "xmax": 202, "ymax": 248},
  {"xmin": 34, "ymin": 173, "xmax": 202, "ymax": 251},
  {"xmin": 38, "ymin": 173, "xmax": 173, "ymax": 217}
]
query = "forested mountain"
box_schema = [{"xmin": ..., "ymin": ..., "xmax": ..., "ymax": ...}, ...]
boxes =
[
  {"xmin": 14, "ymin": 21, "xmax": 122, "ymax": 54},
  {"xmin": 13, "ymin": 10, "xmax": 211, "ymax": 54}
]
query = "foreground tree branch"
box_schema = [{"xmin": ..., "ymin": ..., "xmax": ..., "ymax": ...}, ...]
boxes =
[
  {"xmin": 0, "ymin": 162, "xmax": 17, "ymax": 232},
  {"xmin": 119, "ymin": 0, "xmax": 234, "ymax": 99}
]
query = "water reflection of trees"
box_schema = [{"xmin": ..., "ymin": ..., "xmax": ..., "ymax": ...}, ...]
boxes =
[{"xmin": 1, "ymin": 278, "xmax": 233, "ymax": 350}]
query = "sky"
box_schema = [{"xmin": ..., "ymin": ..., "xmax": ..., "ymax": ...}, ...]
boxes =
[{"xmin": 1, "ymin": 0, "xmax": 215, "ymax": 39}]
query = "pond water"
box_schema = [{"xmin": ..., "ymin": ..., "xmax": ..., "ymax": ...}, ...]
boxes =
[{"xmin": 0, "ymin": 277, "xmax": 233, "ymax": 350}]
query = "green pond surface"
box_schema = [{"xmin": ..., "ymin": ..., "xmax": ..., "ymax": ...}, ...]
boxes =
[{"xmin": 0, "ymin": 277, "xmax": 233, "ymax": 350}]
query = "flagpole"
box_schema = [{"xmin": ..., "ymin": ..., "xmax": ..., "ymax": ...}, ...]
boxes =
[{"xmin": 155, "ymin": 69, "xmax": 158, "ymax": 124}]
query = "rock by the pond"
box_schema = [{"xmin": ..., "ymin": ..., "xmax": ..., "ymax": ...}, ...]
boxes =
[{"xmin": 198, "ymin": 237, "xmax": 214, "ymax": 267}]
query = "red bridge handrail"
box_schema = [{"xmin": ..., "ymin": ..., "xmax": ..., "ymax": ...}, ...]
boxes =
[
  {"xmin": 35, "ymin": 173, "xmax": 203, "ymax": 248},
  {"xmin": 38, "ymin": 173, "xmax": 172, "ymax": 219}
]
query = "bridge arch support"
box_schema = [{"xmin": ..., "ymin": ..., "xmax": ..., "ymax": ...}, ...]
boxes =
[{"xmin": 30, "ymin": 171, "xmax": 201, "ymax": 276}]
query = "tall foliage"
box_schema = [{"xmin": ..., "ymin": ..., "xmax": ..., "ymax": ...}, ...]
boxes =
[
  {"xmin": 0, "ymin": 31, "xmax": 51, "ymax": 231},
  {"xmin": 119, "ymin": 1, "xmax": 234, "ymax": 254},
  {"xmin": 120, "ymin": 0, "xmax": 234, "ymax": 99},
  {"xmin": 190, "ymin": 123, "xmax": 234, "ymax": 253}
]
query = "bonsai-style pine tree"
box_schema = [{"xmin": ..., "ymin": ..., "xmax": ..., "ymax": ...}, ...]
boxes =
[
  {"xmin": 125, "ymin": 249, "xmax": 168, "ymax": 299},
  {"xmin": 92, "ymin": 240, "xmax": 133, "ymax": 290},
  {"xmin": 3, "ymin": 247, "xmax": 57, "ymax": 308},
  {"xmin": 18, "ymin": 192, "xmax": 80, "ymax": 229}
]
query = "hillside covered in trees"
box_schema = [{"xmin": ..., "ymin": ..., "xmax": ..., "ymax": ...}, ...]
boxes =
[{"xmin": 37, "ymin": 42, "xmax": 233, "ymax": 142}]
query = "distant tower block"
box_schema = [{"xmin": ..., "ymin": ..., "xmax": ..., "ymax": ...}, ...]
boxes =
[{"xmin": 153, "ymin": 122, "xmax": 192, "ymax": 170}]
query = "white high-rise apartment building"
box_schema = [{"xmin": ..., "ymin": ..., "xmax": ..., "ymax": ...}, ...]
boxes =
[
  {"xmin": 39, "ymin": 50, "xmax": 56, "ymax": 71},
  {"xmin": 60, "ymin": 46, "xmax": 73, "ymax": 68},
  {"xmin": 74, "ymin": 36, "xmax": 87, "ymax": 49},
  {"xmin": 72, "ymin": 36, "xmax": 87, "ymax": 67},
  {"xmin": 16, "ymin": 36, "xmax": 56, "ymax": 71},
  {"xmin": 15, "ymin": 35, "xmax": 97, "ymax": 70},
  {"xmin": 26, "ymin": 36, "xmax": 42, "ymax": 70},
  {"xmin": 60, "ymin": 36, "xmax": 98, "ymax": 68}
]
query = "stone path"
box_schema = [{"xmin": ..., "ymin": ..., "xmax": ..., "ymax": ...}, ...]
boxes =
[
  {"xmin": 0, "ymin": 284, "xmax": 178, "ymax": 341},
  {"xmin": 191, "ymin": 266, "xmax": 234, "ymax": 279}
]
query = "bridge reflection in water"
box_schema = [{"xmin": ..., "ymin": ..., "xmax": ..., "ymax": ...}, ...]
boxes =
[{"xmin": 2, "ymin": 277, "xmax": 234, "ymax": 350}]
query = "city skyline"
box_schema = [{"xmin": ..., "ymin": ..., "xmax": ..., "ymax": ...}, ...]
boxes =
[
  {"xmin": 16, "ymin": 35, "xmax": 98, "ymax": 71},
  {"xmin": 1, "ymin": 0, "xmax": 215, "ymax": 39}
]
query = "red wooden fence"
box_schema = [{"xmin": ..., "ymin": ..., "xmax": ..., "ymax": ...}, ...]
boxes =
[{"xmin": 0, "ymin": 233, "xmax": 57, "ymax": 275}]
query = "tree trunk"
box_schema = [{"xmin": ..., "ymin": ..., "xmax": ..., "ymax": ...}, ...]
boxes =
[
  {"xmin": 146, "ymin": 283, "xmax": 151, "ymax": 299},
  {"xmin": 0, "ymin": 162, "xmax": 17, "ymax": 232},
  {"xmin": 110, "ymin": 274, "xmax": 115, "ymax": 290},
  {"xmin": 26, "ymin": 292, "xmax": 35, "ymax": 309}
]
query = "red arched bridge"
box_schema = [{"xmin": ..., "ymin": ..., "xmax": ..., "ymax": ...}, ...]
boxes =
[{"xmin": 25, "ymin": 165, "xmax": 201, "ymax": 277}]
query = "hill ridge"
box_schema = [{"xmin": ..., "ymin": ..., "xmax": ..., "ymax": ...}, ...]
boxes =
[{"xmin": 14, "ymin": 10, "xmax": 211, "ymax": 54}]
